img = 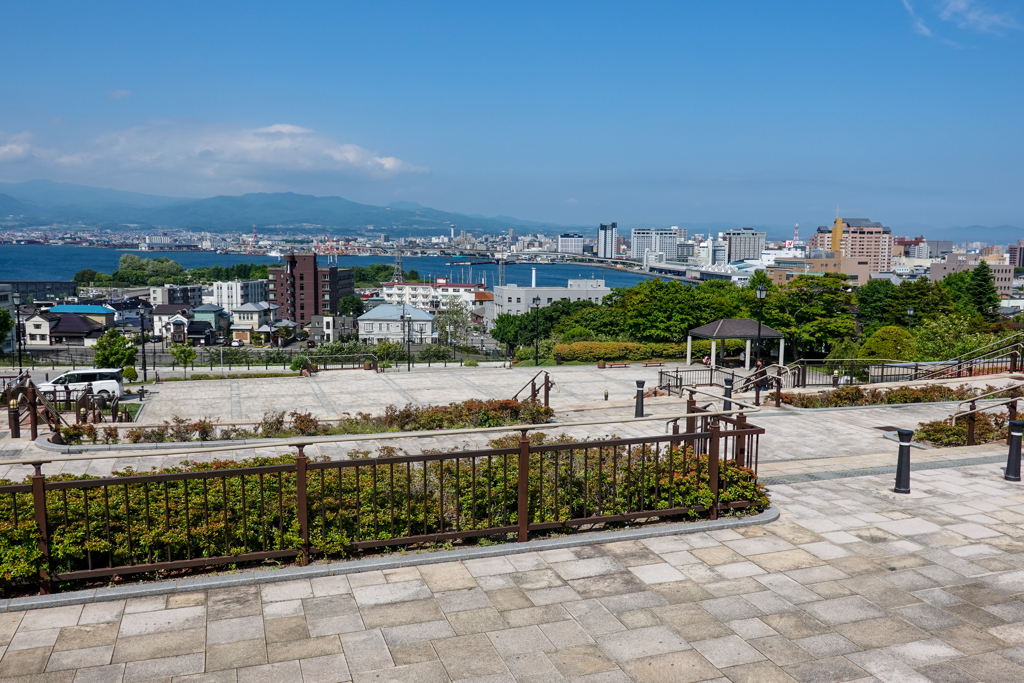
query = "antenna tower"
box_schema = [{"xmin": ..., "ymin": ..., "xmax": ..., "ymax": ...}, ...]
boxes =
[{"xmin": 392, "ymin": 240, "xmax": 404, "ymax": 281}]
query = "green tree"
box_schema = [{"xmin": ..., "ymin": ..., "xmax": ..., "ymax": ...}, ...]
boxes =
[
  {"xmin": 763, "ymin": 274, "xmax": 856, "ymax": 359},
  {"xmin": 604, "ymin": 279, "xmax": 699, "ymax": 343},
  {"xmin": 911, "ymin": 314, "xmax": 994, "ymax": 361},
  {"xmin": 968, "ymin": 261, "xmax": 1001, "ymax": 321},
  {"xmin": 168, "ymin": 343, "xmax": 198, "ymax": 379},
  {"xmin": 855, "ymin": 279, "xmax": 896, "ymax": 329},
  {"xmin": 337, "ymin": 296, "xmax": 365, "ymax": 317},
  {"xmin": 73, "ymin": 269, "xmax": 98, "ymax": 284},
  {"xmin": 858, "ymin": 326, "xmax": 915, "ymax": 361},
  {"xmin": 0, "ymin": 309, "xmax": 11, "ymax": 353},
  {"xmin": 93, "ymin": 329, "xmax": 137, "ymax": 369},
  {"xmin": 435, "ymin": 300, "xmax": 472, "ymax": 346}
]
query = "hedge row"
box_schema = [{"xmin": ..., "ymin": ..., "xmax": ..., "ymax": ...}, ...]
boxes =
[
  {"xmin": 552, "ymin": 339, "xmax": 747, "ymax": 362},
  {"xmin": 0, "ymin": 435, "xmax": 768, "ymax": 584}
]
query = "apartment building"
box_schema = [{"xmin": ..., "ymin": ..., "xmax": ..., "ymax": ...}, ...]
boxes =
[
  {"xmin": 149, "ymin": 285, "xmax": 204, "ymax": 307},
  {"xmin": 597, "ymin": 223, "xmax": 618, "ymax": 259},
  {"xmin": 630, "ymin": 228, "xmax": 678, "ymax": 260},
  {"xmin": 723, "ymin": 228, "xmax": 766, "ymax": 262},
  {"xmin": 381, "ymin": 279, "xmax": 488, "ymax": 311},
  {"xmin": 930, "ymin": 255, "xmax": 1014, "ymax": 296},
  {"xmin": 267, "ymin": 253, "xmax": 354, "ymax": 326},
  {"xmin": 557, "ymin": 233, "xmax": 584, "ymax": 255},
  {"xmin": 809, "ymin": 218, "xmax": 894, "ymax": 273},
  {"xmin": 202, "ymin": 280, "xmax": 268, "ymax": 309}
]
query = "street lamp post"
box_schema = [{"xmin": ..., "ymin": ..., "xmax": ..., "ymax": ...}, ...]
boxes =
[
  {"xmin": 140, "ymin": 309, "xmax": 148, "ymax": 382},
  {"xmin": 11, "ymin": 292, "xmax": 22, "ymax": 372},
  {"xmin": 906, "ymin": 306, "xmax": 914, "ymax": 330},
  {"xmin": 532, "ymin": 297, "xmax": 541, "ymax": 367},
  {"xmin": 754, "ymin": 285, "xmax": 767, "ymax": 363}
]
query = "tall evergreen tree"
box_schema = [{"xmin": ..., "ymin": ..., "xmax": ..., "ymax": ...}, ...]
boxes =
[{"xmin": 968, "ymin": 261, "xmax": 1001, "ymax": 320}]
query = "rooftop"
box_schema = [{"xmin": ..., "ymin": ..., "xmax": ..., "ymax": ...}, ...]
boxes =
[{"xmin": 357, "ymin": 304, "xmax": 433, "ymax": 321}]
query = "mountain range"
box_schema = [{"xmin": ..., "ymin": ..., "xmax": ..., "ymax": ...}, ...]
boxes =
[
  {"xmin": 0, "ymin": 180, "xmax": 582, "ymax": 236},
  {"xmin": 0, "ymin": 180, "xmax": 1019, "ymax": 243}
]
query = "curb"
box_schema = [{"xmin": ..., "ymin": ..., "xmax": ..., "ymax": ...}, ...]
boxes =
[{"xmin": 0, "ymin": 506, "xmax": 779, "ymax": 613}]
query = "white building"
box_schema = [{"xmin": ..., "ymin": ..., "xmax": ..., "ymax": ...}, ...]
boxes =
[
  {"xmin": 630, "ymin": 228, "xmax": 678, "ymax": 261},
  {"xmin": 381, "ymin": 279, "xmax": 488, "ymax": 311},
  {"xmin": 203, "ymin": 280, "xmax": 268, "ymax": 309},
  {"xmin": 698, "ymin": 239, "xmax": 729, "ymax": 265},
  {"xmin": 557, "ymin": 233, "xmax": 584, "ymax": 255},
  {"xmin": 357, "ymin": 304, "xmax": 437, "ymax": 344},
  {"xmin": 149, "ymin": 285, "xmax": 203, "ymax": 307},
  {"xmin": 597, "ymin": 223, "xmax": 618, "ymax": 259},
  {"xmin": 722, "ymin": 228, "xmax": 767, "ymax": 262},
  {"xmin": 488, "ymin": 279, "xmax": 611, "ymax": 326}
]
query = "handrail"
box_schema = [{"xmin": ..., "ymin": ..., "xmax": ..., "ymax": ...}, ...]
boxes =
[
  {"xmin": 512, "ymin": 369, "xmax": 550, "ymax": 401},
  {"xmin": 951, "ymin": 398, "xmax": 1018, "ymax": 423},
  {"xmin": 7, "ymin": 402, "xmax": 761, "ymax": 466},
  {"xmin": 954, "ymin": 381, "xmax": 1024, "ymax": 412}
]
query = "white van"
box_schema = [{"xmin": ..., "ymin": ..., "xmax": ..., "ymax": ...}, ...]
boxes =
[{"xmin": 38, "ymin": 368, "xmax": 125, "ymax": 399}]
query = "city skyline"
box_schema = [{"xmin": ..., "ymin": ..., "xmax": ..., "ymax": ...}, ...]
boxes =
[{"xmin": 1, "ymin": 2, "xmax": 1022, "ymax": 232}]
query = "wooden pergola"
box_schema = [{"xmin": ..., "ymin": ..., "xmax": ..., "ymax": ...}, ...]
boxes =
[{"xmin": 687, "ymin": 318, "xmax": 785, "ymax": 370}]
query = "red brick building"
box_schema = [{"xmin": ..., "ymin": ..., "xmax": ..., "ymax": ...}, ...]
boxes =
[{"xmin": 267, "ymin": 253, "xmax": 354, "ymax": 326}]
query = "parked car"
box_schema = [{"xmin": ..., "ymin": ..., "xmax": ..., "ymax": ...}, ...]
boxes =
[
  {"xmin": 230, "ymin": 339, "xmax": 245, "ymax": 347},
  {"xmin": 214, "ymin": 337, "xmax": 227, "ymax": 346},
  {"xmin": 149, "ymin": 335, "xmax": 164, "ymax": 343},
  {"xmin": 38, "ymin": 368, "xmax": 125, "ymax": 399}
]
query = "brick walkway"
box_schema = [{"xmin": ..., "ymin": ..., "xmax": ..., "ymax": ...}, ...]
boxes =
[{"xmin": 3, "ymin": 457, "xmax": 1024, "ymax": 682}]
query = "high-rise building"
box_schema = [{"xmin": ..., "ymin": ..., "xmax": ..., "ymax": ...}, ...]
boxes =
[
  {"xmin": 809, "ymin": 218, "xmax": 894, "ymax": 273},
  {"xmin": 722, "ymin": 228, "xmax": 766, "ymax": 262},
  {"xmin": 630, "ymin": 228, "xmax": 678, "ymax": 260},
  {"xmin": 557, "ymin": 233, "xmax": 584, "ymax": 255},
  {"xmin": 597, "ymin": 223, "xmax": 618, "ymax": 258},
  {"xmin": 1009, "ymin": 240, "xmax": 1024, "ymax": 268},
  {"xmin": 267, "ymin": 253, "xmax": 355, "ymax": 326}
]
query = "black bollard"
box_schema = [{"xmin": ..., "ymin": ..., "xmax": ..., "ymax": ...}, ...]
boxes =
[
  {"xmin": 723, "ymin": 376, "xmax": 734, "ymax": 412},
  {"xmin": 1005, "ymin": 420, "xmax": 1023, "ymax": 482},
  {"xmin": 894, "ymin": 428, "xmax": 913, "ymax": 494},
  {"xmin": 635, "ymin": 380, "xmax": 645, "ymax": 418}
]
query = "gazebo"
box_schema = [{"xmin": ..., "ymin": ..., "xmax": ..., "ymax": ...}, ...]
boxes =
[{"xmin": 686, "ymin": 318, "xmax": 786, "ymax": 370}]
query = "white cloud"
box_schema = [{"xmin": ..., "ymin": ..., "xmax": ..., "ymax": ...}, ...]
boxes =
[
  {"xmin": 901, "ymin": 0, "xmax": 934, "ymax": 35},
  {"xmin": 935, "ymin": 0, "xmax": 1017, "ymax": 32},
  {"xmin": 0, "ymin": 121, "xmax": 427, "ymax": 193},
  {"xmin": 107, "ymin": 89, "xmax": 131, "ymax": 100}
]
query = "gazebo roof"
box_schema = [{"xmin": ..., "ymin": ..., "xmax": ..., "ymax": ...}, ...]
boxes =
[{"xmin": 689, "ymin": 318, "xmax": 784, "ymax": 340}]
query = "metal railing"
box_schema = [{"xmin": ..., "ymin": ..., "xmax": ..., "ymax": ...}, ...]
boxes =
[
  {"xmin": 512, "ymin": 370, "xmax": 555, "ymax": 406},
  {"xmin": 1, "ymin": 412, "xmax": 764, "ymax": 593}
]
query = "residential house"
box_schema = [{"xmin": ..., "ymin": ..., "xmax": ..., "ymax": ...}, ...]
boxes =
[
  {"xmin": 151, "ymin": 304, "xmax": 193, "ymax": 341},
  {"xmin": 26, "ymin": 312, "xmax": 105, "ymax": 347},
  {"xmin": 308, "ymin": 314, "xmax": 355, "ymax": 344},
  {"xmin": 47, "ymin": 305, "xmax": 116, "ymax": 329},
  {"xmin": 192, "ymin": 304, "xmax": 232, "ymax": 337},
  {"xmin": 230, "ymin": 301, "xmax": 279, "ymax": 344},
  {"xmin": 357, "ymin": 304, "xmax": 437, "ymax": 345},
  {"xmin": 105, "ymin": 298, "xmax": 153, "ymax": 323}
]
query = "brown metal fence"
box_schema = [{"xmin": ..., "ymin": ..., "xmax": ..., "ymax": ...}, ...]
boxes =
[{"xmin": 1, "ymin": 418, "xmax": 763, "ymax": 593}]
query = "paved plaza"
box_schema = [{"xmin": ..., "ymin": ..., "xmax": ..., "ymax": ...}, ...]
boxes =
[
  {"xmin": 4, "ymin": 459, "xmax": 1024, "ymax": 682},
  {"xmin": 4, "ymin": 368, "xmax": 1024, "ymax": 681}
]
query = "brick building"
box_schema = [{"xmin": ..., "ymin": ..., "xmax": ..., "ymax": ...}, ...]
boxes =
[
  {"xmin": 930, "ymin": 255, "xmax": 1014, "ymax": 296},
  {"xmin": 267, "ymin": 253, "xmax": 355, "ymax": 326}
]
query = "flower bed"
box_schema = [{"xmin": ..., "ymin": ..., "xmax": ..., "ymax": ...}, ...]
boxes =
[
  {"xmin": 782, "ymin": 384, "xmax": 1010, "ymax": 409},
  {"xmin": 58, "ymin": 400, "xmax": 555, "ymax": 445},
  {"xmin": 0, "ymin": 433, "xmax": 768, "ymax": 588},
  {"xmin": 914, "ymin": 412, "xmax": 1008, "ymax": 447}
]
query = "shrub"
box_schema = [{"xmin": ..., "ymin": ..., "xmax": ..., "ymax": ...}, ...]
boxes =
[
  {"xmin": 122, "ymin": 366, "xmax": 138, "ymax": 382},
  {"xmin": 914, "ymin": 411, "xmax": 1007, "ymax": 447},
  {"xmin": 783, "ymin": 383, "xmax": 1003, "ymax": 409},
  {"xmin": 465, "ymin": 359, "xmax": 479, "ymax": 367},
  {"xmin": 859, "ymin": 326, "xmax": 914, "ymax": 361},
  {"xmin": 289, "ymin": 356, "xmax": 309, "ymax": 372},
  {"xmin": 0, "ymin": 434, "xmax": 767, "ymax": 584}
]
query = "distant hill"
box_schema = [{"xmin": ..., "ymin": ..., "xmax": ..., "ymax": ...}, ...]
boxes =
[
  {"xmin": 0, "ymin": 181, "xmax": 578, "ymax": 235},
  {"xmin": 0, "ymin": 192, "xmax": 29, "ymax": 216}
]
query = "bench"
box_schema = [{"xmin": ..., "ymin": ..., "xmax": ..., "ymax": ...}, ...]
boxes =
[
  {"xmin": 605, "ymin": 362, "xmax": 630, "ymax": 368},
  {"xmin": 642, "ymin": 361, "xmax": 665, "ymax": 367}
]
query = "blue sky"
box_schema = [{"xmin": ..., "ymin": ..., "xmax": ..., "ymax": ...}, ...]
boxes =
[{"xmin": 1, "ymin": 1, "xmax": 1021, "ymax": 232}]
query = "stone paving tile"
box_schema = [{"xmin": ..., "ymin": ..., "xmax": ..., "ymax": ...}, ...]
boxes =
[{"xmin": 15, "ymin": 454, "xmax": 1024, "ymax": 682}]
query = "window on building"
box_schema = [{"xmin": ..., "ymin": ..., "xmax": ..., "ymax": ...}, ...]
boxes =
[
  {"xmin": 323, "ymin": 294, "xmax": 330, "ymax": 300},
  {"xmin": 299, "ymin": 274, "xmax": 304, "ymax": 281}
]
